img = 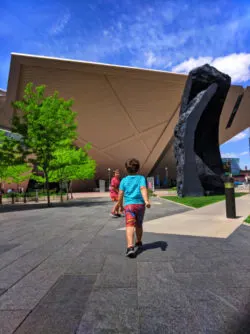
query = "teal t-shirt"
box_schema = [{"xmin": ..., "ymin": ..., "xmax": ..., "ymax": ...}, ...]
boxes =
[{"xmin": 119, "ymin": 175, "xmax": 147, "ymax": 206}]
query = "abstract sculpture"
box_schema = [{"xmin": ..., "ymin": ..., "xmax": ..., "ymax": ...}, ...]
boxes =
[{"xmin": 174, "ymin": 64, "xmax": 231, "ymax": 197}]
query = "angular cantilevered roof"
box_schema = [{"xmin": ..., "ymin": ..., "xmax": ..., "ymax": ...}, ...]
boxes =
[{"xmin": 4, "ymin": 53, "xmax": 187, "ymax": 178}]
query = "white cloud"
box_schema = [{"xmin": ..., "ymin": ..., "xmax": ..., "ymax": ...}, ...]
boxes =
[
  {"xmin": 44, "ymin": 2, "xmax": 249, "ymax": 71},
  {"xmin": 143, "ymin": 51, "xmax": 169, "ymax": 68},
  {"xmin": 2, "ymin": 0, "xmax": 250, "ymax": 89},
  {"xmin": 226, "ymin": 130, "xmax": 248, "ymax": 143},
  {"xmin": 172, "ymin": 53, "xmax": 250, "ymax": 83},
  {"xmin": 240, "ymin": 151, "xmax": 249, "ymax": 156},
  {"xmin": 145, "ymin": 51, "xmax": 157, "ymax": 67},
  {"xmin": 221, "ymin": 153, "xmax": 237, "ymax": 158},
  {"xmin": 213, "ymin": 54, "xmax": 250, "ymax": 83},
  {"xmin": 49, "ymin": 11, "xmax": 71, "ymax": 36},
  {"xmin": 172, "ymin": 57, "xmax": 213, "ymax": 73}
]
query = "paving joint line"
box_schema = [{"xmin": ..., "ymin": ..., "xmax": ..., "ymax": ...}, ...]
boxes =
[{"xmin": 0, "ymin": 230, "xmax": 85, "ymax": 291}]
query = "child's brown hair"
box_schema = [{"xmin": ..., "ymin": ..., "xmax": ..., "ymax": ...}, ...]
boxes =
[{"xmin": 125, "ymin": 158, "xmax": 140, "ymax": 174}]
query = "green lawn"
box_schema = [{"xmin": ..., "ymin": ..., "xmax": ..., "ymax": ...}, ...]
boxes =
[
  {"xmin": 162, "ymin": 193, "xmax": 247, "ymax": 208},
  {"xmin": 244, "ymin": 215, "xmax": 250, "ymax": 224}
]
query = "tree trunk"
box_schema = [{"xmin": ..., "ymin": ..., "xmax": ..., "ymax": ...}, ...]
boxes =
[
  {"xmin": 60, "ymin": 181, "xmax": 63, "ymax": 202},
  {"xmin": 11, "ymin": 193, "xmax": 15, "ymax": 205},
  {"xmin": 24, "ymin": 192, "xmax": 27, "ymax": 203},
  {"xmin": 16, "ymin": 184, "xmax": 19, "ymax": 203},
  {"xmin": 35, "ymin": 189, "xmax": 39, "ymax": 203},
  {"xmin": 70, "ymin": 181, "xmax": 73, "ymax": 199},
  {"xmin": 0, "ymin": 182, "xmax": 2, "ymax": 205},
  {"xmin": 44, "ymin": 171, "xmax": 50, "ymax": 207},
  {"xmin": 66, "ymin": 182, "xmax": 69, "ymax": 201}
]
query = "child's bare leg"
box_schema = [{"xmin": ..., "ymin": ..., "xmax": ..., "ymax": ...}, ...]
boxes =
[
  {"xmin": 111, "ymin": 201, "xmax": 118, "ymax": 214},
  {"xmin": 126, "ymin": 226, "xmax": 135, "ymax": 248},
  {"xmin": 135, "ymin": 226, "xmax": 143, "ymax": 243}
]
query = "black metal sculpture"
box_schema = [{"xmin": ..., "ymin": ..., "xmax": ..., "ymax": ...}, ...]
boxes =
[{"xmin": 174, "ymin": 64, "xmax": 231, "ymax": 197}]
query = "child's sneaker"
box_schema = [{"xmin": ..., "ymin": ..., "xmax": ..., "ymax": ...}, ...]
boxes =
[
  {"xmin": 126, "ymin": 247, "xmax": 136, "ymax": 258},
  {"xmin": 110, "ymin": 213, "xmax": 121, "ymax": 218},
  {"xmin": 135, "ymin": 241, "xmax": 143, "ymax": 250}
]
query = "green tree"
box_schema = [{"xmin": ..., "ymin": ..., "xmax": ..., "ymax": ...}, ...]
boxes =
[
  {"xmin": 48, "ymin": 145, "xmax": 96, "ymax": 201},
  {"xmin": 0, "ymin": 130, "xmax": 25, "ymax": 204},
  {"xmin": 5, "ymin": 164, "xmax": 31, "ymax": 203},
  {"xmin": 12, "ymin": 83, "xmax": 78, "ymax": 206}
]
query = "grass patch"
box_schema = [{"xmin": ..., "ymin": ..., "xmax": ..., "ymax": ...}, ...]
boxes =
[
  {"xmin": 162, "ymin": 193, "xmax": 247, "ymax": 208},
  {"xmin": 244, "ymin": 215, "xmax": 250, "ymax": 224},
  {"xmin": 148, "ymin": 189, "xmax": 157, "ymax": 197}
]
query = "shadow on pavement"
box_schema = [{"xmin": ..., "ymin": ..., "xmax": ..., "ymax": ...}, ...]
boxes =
[
  {"xmin": 137, "ymin": 241, "xmax": 168, "ymax": 255},
  {"xmin": 0, "ymin": 199, "xmax": 110, "ymax": 213},
  {"xmin": 228, "ymin": 306, "xmax": 250, "ymax": 333}
]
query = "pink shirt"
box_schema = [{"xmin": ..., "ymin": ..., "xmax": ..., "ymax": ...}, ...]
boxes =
[{"xmin": 110, "ymin": 177, "xmax": 120, "ymax": 196}]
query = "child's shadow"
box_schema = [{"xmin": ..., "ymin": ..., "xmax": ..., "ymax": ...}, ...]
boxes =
[{"xmin": 136, "ymin": 241, "xmax": 168, "ymax": 255}]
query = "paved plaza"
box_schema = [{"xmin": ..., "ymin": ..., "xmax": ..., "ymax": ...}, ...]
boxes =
[{"xmin": 0, "ymin": 196, "xmax": 250, "ymax": 333}]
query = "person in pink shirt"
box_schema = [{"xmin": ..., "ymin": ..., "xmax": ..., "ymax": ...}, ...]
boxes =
[{"xmin": 110, "ymin": 169, "xmax": 122, "ymax": 217}]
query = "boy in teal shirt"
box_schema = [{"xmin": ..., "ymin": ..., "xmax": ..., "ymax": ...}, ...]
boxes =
[{"xmin": 115, "ymin": 158, "xmax": 151, "ymax": 258}]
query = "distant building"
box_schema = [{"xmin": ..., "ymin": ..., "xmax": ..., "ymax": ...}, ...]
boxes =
[{"xmin": 222, "ymin": 158, "xmax": 241, "ymax": 176}]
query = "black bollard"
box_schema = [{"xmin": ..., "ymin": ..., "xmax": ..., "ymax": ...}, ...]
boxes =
[{"xmin": 224, "ymin": 177, "xmax": 236, "ymax": 219}]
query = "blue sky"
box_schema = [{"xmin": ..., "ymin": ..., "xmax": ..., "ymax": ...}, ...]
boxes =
[{"xmin": 0, "ymin": 0, "xmax": 250, "ymax": 168}]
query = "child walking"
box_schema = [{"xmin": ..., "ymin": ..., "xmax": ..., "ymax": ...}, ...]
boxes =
[
  {"xmin": 110, "ymin": 169, "xmax": 122, "ymax": 218},
  {"xmin": 115, "ymin": 158, "xmax": 150, "ymax": 258}
]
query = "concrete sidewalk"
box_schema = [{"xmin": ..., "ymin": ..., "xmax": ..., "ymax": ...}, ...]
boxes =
[{"xmin": 122, "ymin": 195, "xmax": 250, "ymax": 238}]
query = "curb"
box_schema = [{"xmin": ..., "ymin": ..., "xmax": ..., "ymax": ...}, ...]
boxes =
[{"xmin": 158, "ymin": 196, "xmax": 195, "ymax": 209}]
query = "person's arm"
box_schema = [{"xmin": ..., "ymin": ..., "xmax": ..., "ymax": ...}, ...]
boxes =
[
  {"xmin": 140, "ymin": 187, "xmax": 150, "ymax": 208},
  {"xmin": 140, "ymin": 177, "xmax": 150, "ymax": 208},
  {"xmin": 117, "ymin": 190, "xmax": 124, "ymax": 206}
]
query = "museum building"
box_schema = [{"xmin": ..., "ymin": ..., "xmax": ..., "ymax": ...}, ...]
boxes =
[{"xmin": 0, "ymin": 53, "xmax": 249, "ymax": 191}]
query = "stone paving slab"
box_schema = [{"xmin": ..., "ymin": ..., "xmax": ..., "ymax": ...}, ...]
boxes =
[
  {"xmin": 77, "ymin": 288, "xmax": 139, "ymax": 334},
  {"xmin": 94, "ymin": 254, "xmax": 137, "ymax": 289},
  {"xmin": 0, "ymin": 311, "xmax": 29, "ymax": 334},
  {"xmin": 0, "ymin": 284, "xmax": 49, "ymax": 310},
  {"xmin": 0, "ymin": 197, "xmax": 249, "ymax": 333},
  {"xmin": 190, "ymin": 297, "xmax": 250, "ymax": 333},
  {"xmin": 0, "ymin": 232, "xmax": 76, "ymax": 271},
  {"xmin": 139, "ymin": 305, "xmax": 201, "ymax": 334},
  {"xmin": 15, "ymin": 305, "xmax": 82, "ymax": 334},
  {"xmin": 66, "ymin": 249, "xmax": 106, "ymax": 275},
  {"xmin": 0, "ymin": 244, "xmax": 20, "ymax": 255}
]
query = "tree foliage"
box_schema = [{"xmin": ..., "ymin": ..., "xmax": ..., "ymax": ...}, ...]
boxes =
[
  {"xmin": 49, "ymin": 145, "xmax": 96, "ymax": 181},
  {"xmin": 5, "ymin": 164, "xmax": 31, "ymax": 187},
  {"xmin": 12, "ymin": 83, "xmax": 79, "ymax": 206},
  {"xmin": 48, "ymin": 145, "xmax": 96, "ymax": 201},
  {"xmin": 0, "ymin": 130, "xmax": 27, "ymax": 203}
]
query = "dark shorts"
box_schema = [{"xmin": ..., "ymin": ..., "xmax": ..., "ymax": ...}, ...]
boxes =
[{"xmin": 124, "ymin": 204, "xmax": 145, "ymax": 227}]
